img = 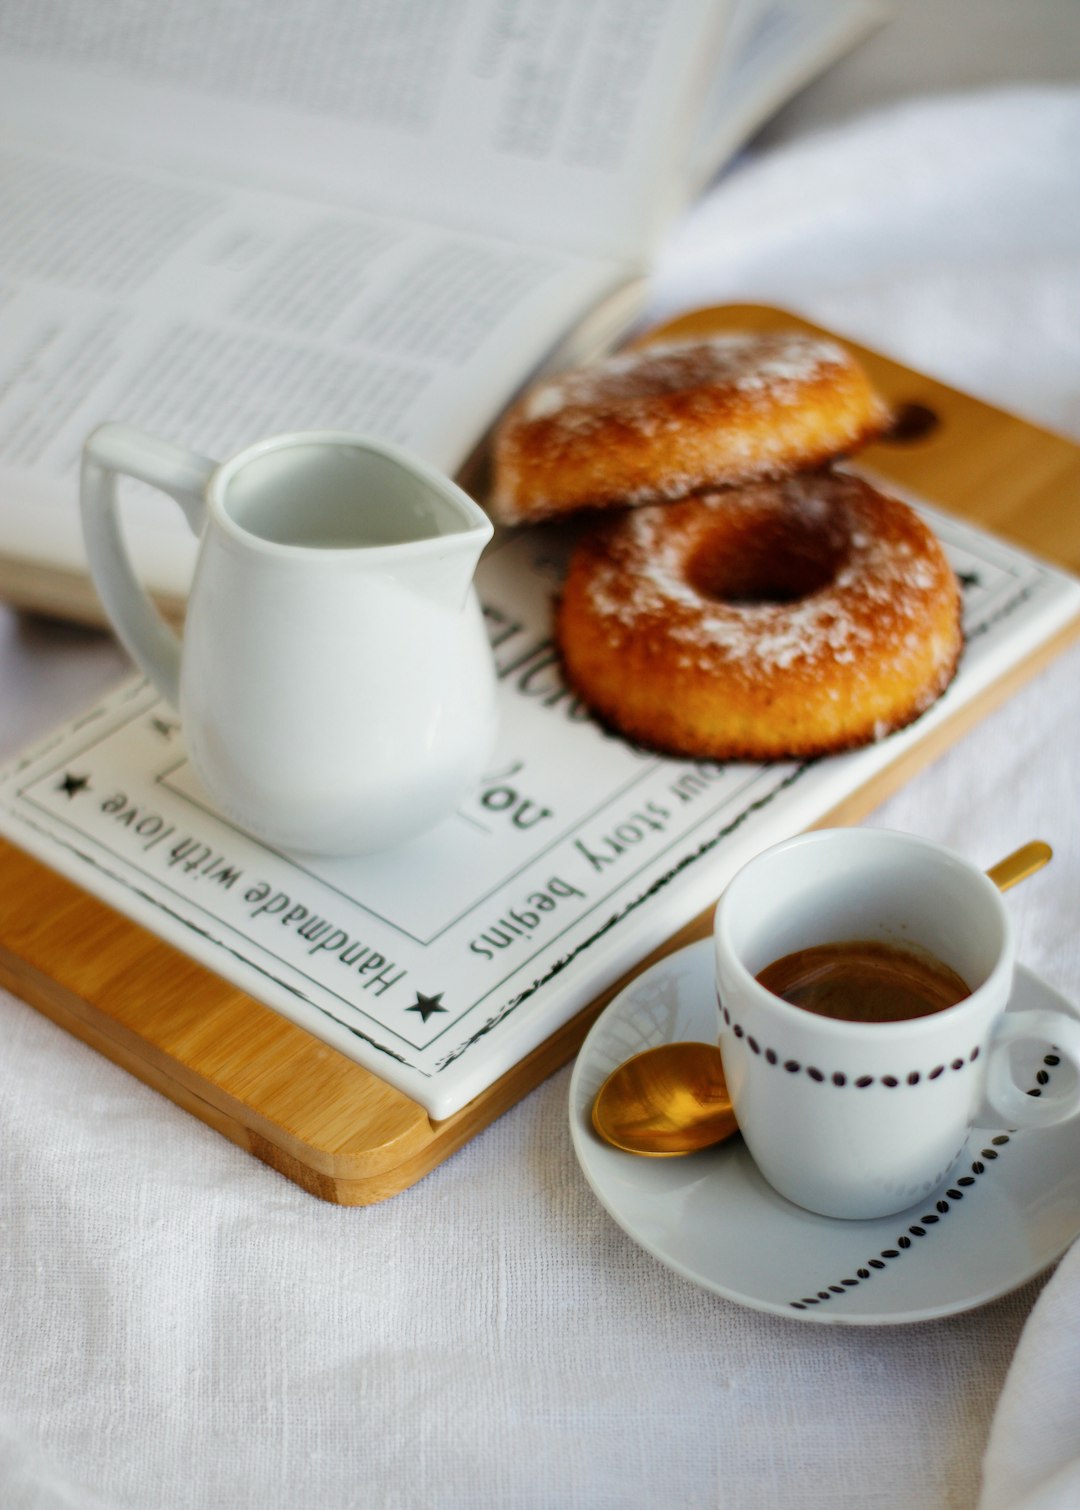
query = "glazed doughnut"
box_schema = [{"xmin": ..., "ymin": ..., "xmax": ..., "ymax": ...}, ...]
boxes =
[
  {"xmin": 491, "ymin": 331, "xmax": 890, "ymax": 526},
  {"xmin": 557, "ymin": 472, "xmax": 962, "ymax": 760}
]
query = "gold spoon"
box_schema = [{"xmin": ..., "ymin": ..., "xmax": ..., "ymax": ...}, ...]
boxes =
[{"xmin": 591, "ymin": 840, "xmax": 1052, "ymax": 1157}]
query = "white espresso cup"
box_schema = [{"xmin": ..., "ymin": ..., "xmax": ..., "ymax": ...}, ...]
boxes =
[
  {"xmin": 714, "ymin": 828, "xmax": 1080, "ymax": 1219},
  {"xmin": 80, "ymin": 424, "xmax": 497, "ymax": 855}
]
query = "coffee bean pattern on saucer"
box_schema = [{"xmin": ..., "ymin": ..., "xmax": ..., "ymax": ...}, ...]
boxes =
[
  {"xmin": 786, "ymin": 1052, "xmax": 1061, "ymax": 1311},
  {"xmin": 718, "ymin": 994, "xmax": 981, "ymax": 1088}
]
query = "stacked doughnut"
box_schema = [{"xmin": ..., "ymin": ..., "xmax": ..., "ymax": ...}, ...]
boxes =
[{"xmin": 489, "ymin": 329, "xmax": 963, "ymax": 760}]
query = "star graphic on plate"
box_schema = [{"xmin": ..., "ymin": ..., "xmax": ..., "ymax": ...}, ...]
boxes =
[
  {"xmin": 407, "ymin": 990, "xmax": 448, "ymax": 1023},
  {"xmin": 57, "ymin": 772, "xmax": 90, "ymax": 799}
]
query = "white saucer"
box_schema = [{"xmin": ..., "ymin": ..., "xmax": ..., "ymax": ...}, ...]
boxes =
[{"xmin": 569, "ymin": 939, "xmax": 1080, "ymax": 1325}]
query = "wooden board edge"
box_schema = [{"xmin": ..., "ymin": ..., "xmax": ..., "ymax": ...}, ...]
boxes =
[
  {"xmin": 0, "ymin": 836, "xmax": 437, "ymax": 1177},
  {"xmin": 0, "ymin": 915, "xmax": 612, "ymax": 1205}
]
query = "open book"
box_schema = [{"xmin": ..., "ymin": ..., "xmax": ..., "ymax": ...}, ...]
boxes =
[{"xmin": 0, "ymin": 0, "xmax": 880, "ymax": 623}]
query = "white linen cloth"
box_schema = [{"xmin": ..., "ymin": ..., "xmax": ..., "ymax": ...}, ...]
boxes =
[
  {"xmin": 980, "ymin": 1240, "xmax": 1080, "ymax": 1510},
  {"xmin": 2, "ymin": 55, "xmax": 1080, "ymax": 1510}
]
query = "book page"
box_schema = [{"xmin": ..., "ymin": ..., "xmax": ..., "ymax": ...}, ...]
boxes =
[
  {"xmin": 0, "ymin": 0, "xmax": 725, "ymax": 264},
  {"xmin": 1, "ymin": 486, "xmax": 1077, "ymax": 1118},
  {"xmin": 686, "ymin": 0, "xmax": 885, "ymax": 191},
  {"xmin": 0, "ymin": 140, "xmax": 627, "ymax": 598}
]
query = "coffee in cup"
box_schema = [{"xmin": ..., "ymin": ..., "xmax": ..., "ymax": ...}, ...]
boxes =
[
  {"xmin": 714, "ymin": 828, "xmax": 1080, "ymax": 1219},
  {"xmin": 756, "ymin": 939, "xmax": 970, "ymax": 1024}
]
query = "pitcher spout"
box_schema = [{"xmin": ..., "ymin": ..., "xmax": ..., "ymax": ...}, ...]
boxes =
[
  {"xmin": 382, "ymin": 450, "xmax": 493, "ymax": 609},
  {"xmin": 404, "ymin": 504, "xmax": 492, "ymax": 611}
]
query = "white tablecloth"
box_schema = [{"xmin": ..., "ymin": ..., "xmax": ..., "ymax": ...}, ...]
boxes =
[{"xmin": 3, "ymin": 8, "xmax": 1080, "ymax": 1507}]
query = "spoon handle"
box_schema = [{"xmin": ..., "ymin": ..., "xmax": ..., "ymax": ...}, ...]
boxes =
[{"xmin": 987, "ymin": 840, "xmax": 1052, "ymax": 893}]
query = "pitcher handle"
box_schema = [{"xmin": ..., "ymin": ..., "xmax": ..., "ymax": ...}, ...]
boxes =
[{"xmin": 80, "ymin": 423, "xmax": 217, "ymax": 707}]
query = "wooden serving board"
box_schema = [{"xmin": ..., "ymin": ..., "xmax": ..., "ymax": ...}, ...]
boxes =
[{"xmin": 2, "ymin": 303, "xmax": 1079, "ymax": 1205}]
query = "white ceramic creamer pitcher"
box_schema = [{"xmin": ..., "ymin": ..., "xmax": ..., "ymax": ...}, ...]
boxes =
[{"xmin": 80, "ymin": 425, "xmax": 498, "ymax": 855}]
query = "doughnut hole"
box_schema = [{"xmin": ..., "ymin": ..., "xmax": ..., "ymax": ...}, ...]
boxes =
[{"xmin": 685, "ymin": 512, "xmax": 848, "ymax": 607}]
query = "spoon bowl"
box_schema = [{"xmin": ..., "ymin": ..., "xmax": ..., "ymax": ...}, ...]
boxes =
[
  {"xmin": 591, "ymin": 1040, "xmax": 736, "ymax": 1156},
  {"xmin": 590, "ymin": 839, "xmax": 1052, "ymax": 1157}
]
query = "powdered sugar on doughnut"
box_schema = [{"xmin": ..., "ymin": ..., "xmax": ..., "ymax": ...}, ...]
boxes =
[
  {"xmin": 491, "ymin": 328, "xmax": 891, "ymax": 526},
  {"xmin": 521, "ymin": 334, "xmax": 847, "ymax": 426},
  {"xmin": 583, "ymin": 475, "xmax": 952, "ymax": 678}
]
